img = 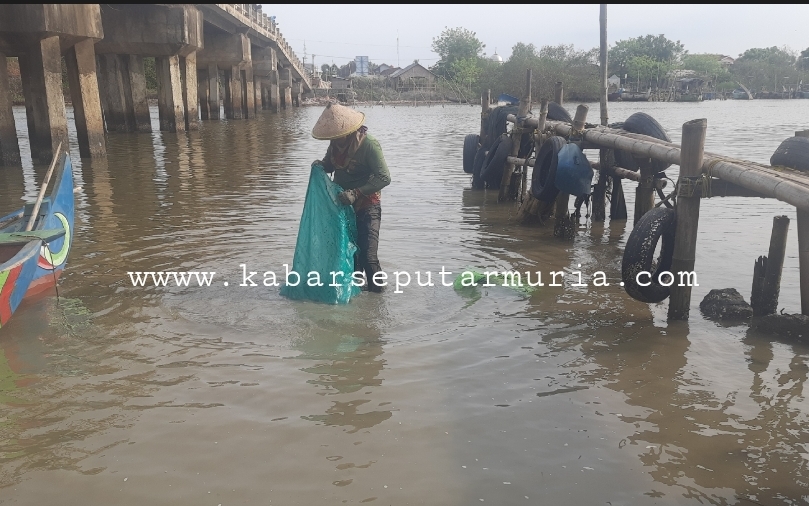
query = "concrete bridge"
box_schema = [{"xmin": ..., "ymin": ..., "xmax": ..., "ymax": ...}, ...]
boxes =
[{"xmin": 0, "ymin": 4, "xmax": 312, "ymax": 165}]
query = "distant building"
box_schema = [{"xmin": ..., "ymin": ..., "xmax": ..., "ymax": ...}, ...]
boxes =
[
  {"xmin": 388, "ymin": 62, "xmax": 437, "ymax": 91},
  {"xmin": 380, "ymin": 66, "xmax": 400, "ymax": 77},
  {"xmin": 608, "ymin": 74, "xmax": 621, "ymax": 90},
  {"xmin": 490, "ymin": 49, "xmax": 503, "ymax": 64},
  {"xmin": 378, "ymin": 63, "xmax": 392, "ymax": 74},
  {"xmin": 330, "ymin": 77, "xmax": 352, "ymax": 90}
]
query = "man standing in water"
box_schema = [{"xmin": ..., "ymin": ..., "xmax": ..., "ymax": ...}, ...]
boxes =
[{"xmin": 312, "ymin": 103, "xmax": 391, "ymax": 292}]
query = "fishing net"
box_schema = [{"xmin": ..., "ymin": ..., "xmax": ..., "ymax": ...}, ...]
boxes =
[{"xmin": 280, "ymin": 164, "xmax": 362, "ymax": 304}]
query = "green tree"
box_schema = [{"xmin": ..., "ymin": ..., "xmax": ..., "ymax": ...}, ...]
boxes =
[
  {"xmin": 431, "ymin": 27, "xmax": 485, "ymax": 77},
  {"xmin": 732, "ymin": 46, "xmax": 801, "ymax": 93},
  {"xmin": 799, "ymin": 47, "xmax": 809, "ymax": 71},
  {"xmin": 682, "ymin": 54, "xmax": 730, "ymax": 85},
  {"xmin": 609, "ymin": 34, "xmax": 686, "ymax": 78}
]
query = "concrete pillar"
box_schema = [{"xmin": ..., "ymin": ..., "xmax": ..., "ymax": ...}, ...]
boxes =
[
  {"xmin": 197, "ymin": 68, "xmax": 209, "ymax": 120},
  {"xmin": 0, "ymin": 52, "xmax": 21, "ymax": 165},
  {"xmin": 269, "ymin": 74, "xmax": 280, "ymax": 113},
  {"xmin": 155, "ymin": 55, "xmax": 185, "ymax": 132},
  {"xmin": 294, "ymin": 81, "xmax": 302, "ymax": 107},
  {"xmin": 207, "ymin": 64, "xmax": 219, "ymax": 120},
  {"xmin": 260, "ymin": 80, "xmax": 268, "ymax": 110},
  {"xmin": 244, "ymin": 64, "xmax": 256, "ymax": 116},
  {"xmin": 17, "ymin": 55, "xmax": 37, "ymax": 140},
  {"xmin": 229, "ymin": 65, "xmax": 243, "ymax": 119},
  {"xmin": 222, "ymin": 67, "xmax": 233, "ymax": 119},
  {"xmin": 181, "ymin": 51, "xmax": 198, "ymax": 130},
  {"xmin": 96, "ymin": 54, "xmax": 132, "ymax": 132},
  {"xmin": 127, "ymin": 55, "xmax": 151, "ymax": 132},
  {"xmin": 20, "ymin": 36, "xmax": 68, "ymax": 162},
  {"xmin": 64, "ymin": 40, "xmax": 106, "ymax": 158},
  {"xmin": 281, "ymin": 67, "xmax": 293, "ymax": 109}
]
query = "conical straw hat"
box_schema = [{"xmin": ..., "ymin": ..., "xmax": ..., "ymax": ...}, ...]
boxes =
[{"xmin": 311, "ymin": 102, "xmax": 365, "ymax": 140}]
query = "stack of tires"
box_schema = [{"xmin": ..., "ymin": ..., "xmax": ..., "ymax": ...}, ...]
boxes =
[{"xmin": 462, "ymin": 102, "xmax": 573, "ymax": 190}]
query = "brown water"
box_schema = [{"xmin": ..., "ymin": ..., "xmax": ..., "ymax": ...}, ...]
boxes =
[{"xmin": 1, "ymin": 100, "xmax": 809, "ymax": 505}]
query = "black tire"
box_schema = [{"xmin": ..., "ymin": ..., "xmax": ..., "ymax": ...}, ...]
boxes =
[
  {"xmin": 547, "ymin": 102, "xmax": 572, "ymax": 123},
  {"xmin": 530, "ymin": 136, "xmax": 566, "ymax": 202},
  {"xmin": 471, "ymin": 146, "xmax": 487, "ymax": 189},
  {"xmin": 480, "ymin": 134, "xmax": 512, "ymax": 188},
  {"xmin": 622, "ymin": 207, "xmax": 677, "ymax": 303},
  {"xmin": 463, "ymin": 134, "xmax": 479, "ymax": 174},
  {"xmin": 615, "ymin": 112, "xmax": 671, "ymax": 173},
  {"xmin": 770, "ymin": 136, "xmax": 809, "ymax": 172}
]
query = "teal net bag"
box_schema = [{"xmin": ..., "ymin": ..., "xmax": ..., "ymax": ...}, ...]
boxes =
[{"xmin": 280, "ymin": 163, "xmax": 362, "ymax": 304}]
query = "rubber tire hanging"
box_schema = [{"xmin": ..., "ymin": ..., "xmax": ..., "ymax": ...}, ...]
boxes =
[
  {"xmin": 621, "ymin": 207, "xmax": 677, "ymax": 303},
  {"xmin": 463, "ymin": 134, "xmax": 480, "ymax": 174},
  {"xmin": 531, "ymin": 136, "xmax": 566, "ymax": 202}
]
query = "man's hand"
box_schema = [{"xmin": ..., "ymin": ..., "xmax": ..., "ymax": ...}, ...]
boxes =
[{"xmin": 337, "ymin": 189, "xmax": 357, "ymax": 206}]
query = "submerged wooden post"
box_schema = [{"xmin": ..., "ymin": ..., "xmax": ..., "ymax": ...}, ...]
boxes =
[
  {"xmin": 599, "ymin": 4, "xmax": 608, "ymax": 127},
  {"xmin": 480, "ymin": 89, "xmax": 490, "ymax": 142},
  {"xmin": 499, "ymin": 70, "xmax": 532, "ymax": 200},
  {"xmin": 516, "ymin": 99, "xmax": 548, "ymax": 224},
  {"xmin": 668, "ymin": 118, "xmax": 707, "ymax": 320},
  {"xmin": 796, "ymin": 209, "xmax": 809, "ymax": 315},
  {"xmin": 751, "ymin": 215, "xmax": 790, "ymax": 316},
  {"xmin": 634, "ymin": 164, "xmax": 656, "ymax": 223},
  {"xmin": 592, "ymin": 149, "xmax": 614, "ymax": 221},
  {"xmin": 554, "ymin": 81, "xmax": 563, "ymax": 105}
]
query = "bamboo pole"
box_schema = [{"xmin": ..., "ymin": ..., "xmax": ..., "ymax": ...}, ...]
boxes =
[
  {"xmin": 751, "ymin": 215, "xmax": 790, "ymax": 316},
  {"xmin": 798, "ymin": 208, "xmax": 809, "ymax": 315},
  {"xmin": 499, "ymin": 70, "xmax": 532, "ymax": 200},
  {"xmin": 25, "ymin": 142, "xmax": 62, "ymax": 232},
  {"xmin": 480, "ymin": 89, "xmax": 490, "ymax": 141},
  {"xmin": 554, "ymin": 81, "xmax": 563, "ymax": 105},
  {"xmin": 515, "ymin": 99, "xmax": 548, "ymax": 224},
  {"xmin": 599, "ymin": 4, "xmax": 608, "ymax": 127},
  {"xmin": 668, "ymin": 119, "xmax": 707, "ymax": 320},
  {"xmin": 572, "ymin": 104, "xmax": 589, "ymax": 132}
]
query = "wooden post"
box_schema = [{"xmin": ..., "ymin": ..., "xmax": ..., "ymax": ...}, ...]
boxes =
[
  {"xmin": 634, "ymin": 163, "xmax": 656, "ymax": 223},
  {"xmin": 554, "ymin": 81, "xmax": 563, "ymax": 105},
  {"xmin": 480, "ymin": 89, "xmax": 490, "ymax": 143},
  {"xmin": 599, "ymin": 4, "xmax": 608, "ymax": 127},
  {"xmin": 515, "ymin": 99, "xmax": 548, "ymax": 224},
  {"xmin": 798, "ymin": 208, "xmax": 809, "ymax": 315},
  {"xmin": 668, "ymin": 118, "xmax": 707, "ymax": 320},
  {"xmin": 751, "ymin": 215, "xmax": 790, "ymax": 316},
  {"xmin": 499, "ymin": 70, "xmax": 532, "ymax": 200},
  {"xmin": 572, "ymin": 104, "xmax": 588, "ymax": 131},
  {"xmin": 592, "ymin": 149, "xmax": 614, "ymax": 221}
]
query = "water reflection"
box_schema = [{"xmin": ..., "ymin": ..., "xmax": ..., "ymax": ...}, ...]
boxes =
[{"xmin": 293, "ymin": 296, "xmax": 392, "ymax": 433}]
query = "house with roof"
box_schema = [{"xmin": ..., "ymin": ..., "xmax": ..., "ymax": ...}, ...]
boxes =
[{"xmin": 387, "ymin": 62, "xmax": 437, "ymax": 91}]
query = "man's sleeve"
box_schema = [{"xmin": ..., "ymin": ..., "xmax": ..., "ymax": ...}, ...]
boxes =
[{"xmin": 357, "ymin": 138, "xmax": 391, "ymax": 195}]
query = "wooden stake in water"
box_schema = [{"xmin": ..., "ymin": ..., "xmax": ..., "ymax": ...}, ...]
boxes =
[
  {"xmin": 25, "ymin": 142, "xmax": 62, "ymax": 232},
  {"xmin": 599, "ymin": 4, "xmax": 609, "ymax": 127},
  {"xmin": 668, "ymin": 119, "xmax": 707, "ymax": 320}
]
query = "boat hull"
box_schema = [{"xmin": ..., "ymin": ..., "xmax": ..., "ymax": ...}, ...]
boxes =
[
  {"xmin": 0, "ymin": 153, "xmax": 74, "ymax": 326},
  {"xmin": 0, "ymin": 241, "xmax": 40, "ymax": 328}
]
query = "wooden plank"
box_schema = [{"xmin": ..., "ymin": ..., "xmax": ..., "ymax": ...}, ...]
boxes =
[{"xmin": 0, "ymin": 228, "xmax": 66, "ymax": 246}]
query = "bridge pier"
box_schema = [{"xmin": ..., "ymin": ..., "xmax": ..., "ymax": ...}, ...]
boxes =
[
  {"xmin": 156, "ymin": 55, "xmax": 186, "ymax": 132},
  {"xmin": 181, "ymin": 51, "xmax": 198, "ymax": 130},
  {"xmin": 19, "ymin": 36, "xmax": 69, "ymax": 162},
  {"xmin": 0, "ymin": 51, "xmax": 21, "ymax": 165},
  {"xmin": 207, "ymin": 64, "xmax": 220, "ymax": 119},
  {"xmin": 65, "ymin": 40, "xmax": 106, "ymax": 158},
  {"xmin": 269, "ymin": 76, "xmax": 280, "ymax": 113}
]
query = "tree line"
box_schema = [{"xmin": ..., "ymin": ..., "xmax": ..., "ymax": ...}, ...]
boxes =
[{"xmin": 430, "ymin": 27, "xmax": 809, "ymax": 101}]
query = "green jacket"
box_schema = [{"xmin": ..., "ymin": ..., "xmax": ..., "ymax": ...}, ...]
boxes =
[{"xmin": 322, "ymin": 134, "xmax": 391, "ymax": 196}]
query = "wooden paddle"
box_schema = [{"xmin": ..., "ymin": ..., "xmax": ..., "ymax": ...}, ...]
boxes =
[{"xmin": 24, "ymin": 142, "xmax": 62, "ymax": 232}]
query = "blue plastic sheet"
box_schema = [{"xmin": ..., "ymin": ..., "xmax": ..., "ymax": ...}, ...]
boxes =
[{"xmin": 280, "ymin": 164, "xmax": 362, "ymax": 304}]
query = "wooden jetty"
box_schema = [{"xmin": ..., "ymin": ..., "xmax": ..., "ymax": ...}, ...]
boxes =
[{"xmin": 466, "ymin": 5, "xmax": 809, "ymax": 322}]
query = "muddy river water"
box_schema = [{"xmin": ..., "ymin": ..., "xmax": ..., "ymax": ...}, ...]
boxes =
[{"xmin": 1, "ymin": 99, "xmax": 808, "ymax": 505}]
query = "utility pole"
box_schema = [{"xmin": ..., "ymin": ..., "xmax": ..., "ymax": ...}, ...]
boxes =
[{"xmin": 397, "ymin": 30, "xmax": 400, "ymax": 68}]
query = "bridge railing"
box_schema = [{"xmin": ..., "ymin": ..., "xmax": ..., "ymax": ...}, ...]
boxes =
[{"xmin": 219, "ymin": 4, "xmax": 311, "ymax": 89}]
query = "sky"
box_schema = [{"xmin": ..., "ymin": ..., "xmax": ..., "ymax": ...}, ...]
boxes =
[{"xmin": 261, "ymin": 4, "xmax": 809, "ymax": 68}]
